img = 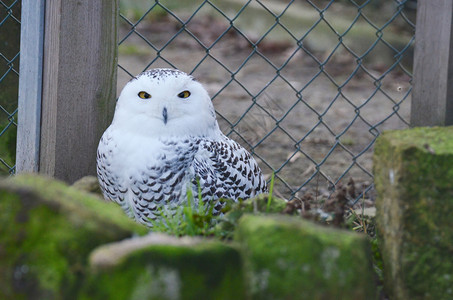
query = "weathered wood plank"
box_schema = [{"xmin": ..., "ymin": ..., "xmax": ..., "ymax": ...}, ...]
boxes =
[
  {"xmin": 40, "ymin": 0, "xmax": 118, "ymax": 183},
  {"xmin": 411, "ymin": 0, "xmax": 453, "ymax": 126},
  {"xmin": 16, "ymin": 0, "xmax": 45, "ymax": 173}
]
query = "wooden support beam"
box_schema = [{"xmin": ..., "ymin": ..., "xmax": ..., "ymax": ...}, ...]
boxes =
[
  {"xmin": 16, "ymin": 0, "xmax": 45, "ymax": 173},
  {"xmin": 411, "ymin": 0, "xmax": 453, "ymax": 126},
  {"xmin": 39, "ymin": 0, "xmax": 118, "ymax": 182}
]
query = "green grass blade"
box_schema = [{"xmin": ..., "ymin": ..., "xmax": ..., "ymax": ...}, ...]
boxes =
[{"xmin": 267, "ymin": 172, "xmax": 275, "ymax": 212}]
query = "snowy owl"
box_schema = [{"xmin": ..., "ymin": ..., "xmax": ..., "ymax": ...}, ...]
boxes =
[{"xmin": 97, "ymin": 68, "xmax": 268, "ymax": 226}]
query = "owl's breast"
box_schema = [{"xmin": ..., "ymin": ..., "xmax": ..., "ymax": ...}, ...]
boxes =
[{"xmin": 98, "ymin": 131, "xmax": 202, "ymax": 225}]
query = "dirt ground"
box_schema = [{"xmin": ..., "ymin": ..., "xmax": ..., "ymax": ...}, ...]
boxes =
[{"xmin": 117, "ymin": 10, "xmax": 412, "ymax": 203}]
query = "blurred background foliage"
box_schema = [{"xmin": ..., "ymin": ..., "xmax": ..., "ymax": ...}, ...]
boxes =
[{"xmin": 0, "ymin": 0, "xmax": 20, "ymax": 175}]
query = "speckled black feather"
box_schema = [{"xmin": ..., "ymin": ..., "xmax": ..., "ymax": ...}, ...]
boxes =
[{"xmin": 97, "ymin": 134, "xmax": 268, "ymax": 226}]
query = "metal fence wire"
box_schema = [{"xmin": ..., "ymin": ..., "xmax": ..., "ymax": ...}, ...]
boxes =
[
  {"xmin": 0, "ymin": 0, "xmax": 19, "ymax": 175},
  {"xmin": 1, "ymin": 0, "xmax": 415, "ymax": 203},
  {"xmin": 118, "ymin": 0, "xmax": 415, "ymax": 204}
]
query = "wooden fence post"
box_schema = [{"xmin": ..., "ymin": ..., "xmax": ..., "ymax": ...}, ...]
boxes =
[
  {"xmin": 16, "ymin": 1, "xmax": 45, "ymax": 173},
  {"xmin": 18, "ymin": 0, "xmax": 118, "ymax": 183},
  {"xmin": 411, "ymin": 0, "xmax": 453, "ymax": 126}
]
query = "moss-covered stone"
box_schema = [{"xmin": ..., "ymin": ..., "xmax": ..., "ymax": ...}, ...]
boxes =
[
  {"xmin": 72, "ymin": 175, "xmax": 103, "ymax": 196},
  {"xmin": 0, "ymin": 174, "xmax": 148, "ymax": 300},
  {"xmin": 235, "ymin": 214, "xmax": 376, "ymax": 299},
  {"xmin": 81, "ymin": 233, "xmax": 246, "ymax": 300},
  {"xmin": 215, "ymin": 194, "xmax": 286, "ymax": 238},
  {"xmin": 373, "ymin": 126, "xmax": 453, "ymax": 300}
]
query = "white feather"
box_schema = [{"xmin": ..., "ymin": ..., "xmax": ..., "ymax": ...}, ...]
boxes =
[{"xmin": 97, "ymin": 68, "xmax": 267, "ymax": 226}]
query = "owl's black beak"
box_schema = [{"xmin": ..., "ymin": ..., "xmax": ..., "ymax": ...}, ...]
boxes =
[{"xmin": 162, "ymin": 107, "xmax": 168, "ymax": 125}]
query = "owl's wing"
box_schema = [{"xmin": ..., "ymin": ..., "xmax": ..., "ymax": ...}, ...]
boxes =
[
  {"xmin": 96, "ymin": 132, "xmax": 129, "ymax": 208},
  {"xmin": 192, "ymin": 136, "xmax": 268, "ymax": 203}
]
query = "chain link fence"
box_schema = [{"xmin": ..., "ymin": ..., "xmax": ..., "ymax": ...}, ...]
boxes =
[
  {"xmin": 118, "ymin": 0, "xmax": 415, "ymax": 204},
  {"xmin": 0, "ymin": 0, "xmax": 415, "ymax": 203},
  {"xmin": 0, "ymin": 0, "xmax": 19, "ymax": 175}
]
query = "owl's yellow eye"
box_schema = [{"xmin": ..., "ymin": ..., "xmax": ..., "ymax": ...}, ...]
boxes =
[
  {"xmin": 178, "ymin": 90, "xmax": 191, "ymax": 99},
  {"xmin": 138, "ymin": 91, "xmax": 151, "ymax": 99}
]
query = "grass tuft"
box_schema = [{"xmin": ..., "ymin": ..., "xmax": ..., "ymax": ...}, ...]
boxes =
[
  {"xmin": 149, "ymin": 175, "xmax": 279, "ymax": 238},
  {"xmin": 149, "ymin": 181, "xmax": 219, "ymax": 237},
  {"xmin": 266, "ymin": 173, "xmax": 275, "ymax": 213}
]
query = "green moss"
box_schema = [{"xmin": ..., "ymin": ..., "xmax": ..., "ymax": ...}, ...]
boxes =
[
  {"xmin": 374, "ymin": 126, "xmax": 453, "ymax": 300},
  {"xmin": 10, "ymin": 175, "xmax": 147, "ymax": 234},
  {"xmin": 82, "ymin": 239, "xmax": 245, "ymax": 300},
  {"xmin": 379, "ymin": 126, "xmax": 453, "ymax": 154},
  {"xmin": 215, "ymin": 195, "xmax": 287, "ymax": 238},
  {"xmin": 235, "ymin": 214, "xmax": 376, "ymax": 299},
  {"xmin": 0, "ymin": 175, "xmax": 147, "ymax": 299}
]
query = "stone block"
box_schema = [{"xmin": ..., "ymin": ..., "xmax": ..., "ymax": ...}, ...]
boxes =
[
  {"xmin": 72, "ymin": 175, "xmax": 103, "ymax": 196},
  {"xmin": 235, "ymin": 214, "xmax": 376, "ymax": 299},
  {"xmin": 215, "ymin": 194, "xmax": 287, "ymax": 238},
  {"xmin": 374, "ymin": 126, "xmax": 453, "ymax": 299},
  {"xmin": 0, "ymin": 174, "xmax": 147, "ymax": 299},
  {"xmin": 82, "ymin": 233, "xmax": 246, "ymax": 300}
]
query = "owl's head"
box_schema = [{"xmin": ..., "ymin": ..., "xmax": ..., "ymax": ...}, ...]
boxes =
[{"xmin": 112, "ymin": 68, "xmax": 220, "ymax": 138}]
